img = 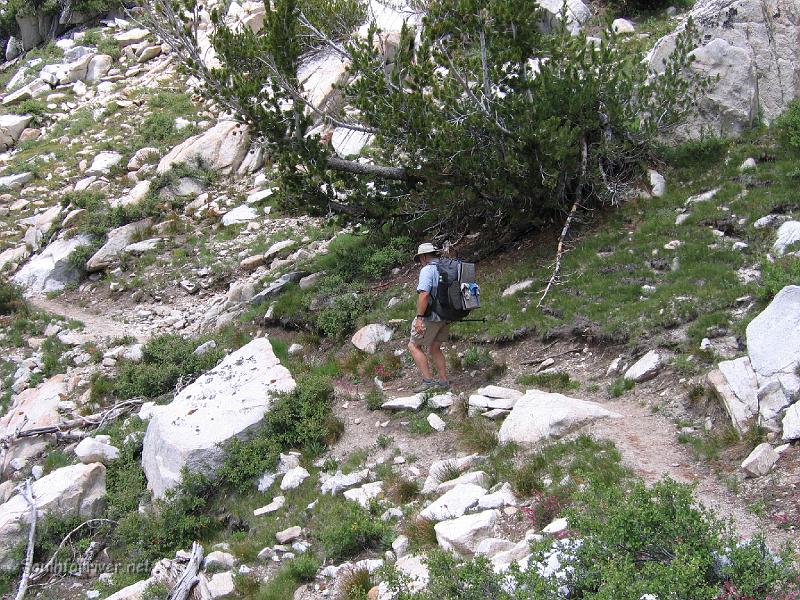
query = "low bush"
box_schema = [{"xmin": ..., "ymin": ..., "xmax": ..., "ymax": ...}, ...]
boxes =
[
  {"xmin": 315, "ymin": 497, "xmax": 390, "ymax": 561},
  {"xmin": 518, "ymin": 371, "xmax": 580, "ymax": 392},
  {"xmin": 458, "ymin": 416, "xmax": 498, "ymax": 452},
  {"xmin": 0, "ymin": 281, "xmax": 27, "ymax": 315},
  {"xmin": 43, "ymin": 450, "xmax": 71, "ymax": 474},
  {"xmin": 609, "ymin": 376, "xmax": 635, "ymax": 397},
  {"xmin": 219, "ymin": 373, "xmax": 336, "ymax": 491},
  {"xmin": 40, "ymin": 335, "xmax": 67, "ymax": 376},
  {"xmin": 111, "ymin": 471, "xmax": 217, "ymax": 566},
  {"xmin": 774, "ymin": 100, "xmax": 800, "ymax": 151},
  {"xmin": 759, "ymin": 257, "xmax": 800, "ymax": 302},
  {"xmin": 17, "ymin": 99, "xmax": 48, "ymax": 126},
  {"xmin": 113, "ymin": 334, "xmax": 224, "ymax": 399}
]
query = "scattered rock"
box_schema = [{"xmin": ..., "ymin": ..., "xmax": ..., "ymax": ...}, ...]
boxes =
[
  {"xmin": 772, "ymin": 222, "xmax": 800, "ymax": 256},
  {"xmin": 86, "ymin": 151, "xmax": 123, "ymax": 176},
  {"xmin": 434, "ymin": 510, "xmax": 498, "ymax": 557},
  {"xmin": 623, "ymin": 350, "xmax": 663, "ymax": 382},
  {"xmin": 221, "ymin": 205, "xmax": 257, "ymax": 226},
  {"xmin": 420, "ymin": 484, "xmax": 486, "ymax": 521},
  {"xmin": 280, "ymin": 467, "xmax": 310, "ymax": 491},
  {"xmin": 352, "ymin": 324, "xmax": 393, "ymax": 354},
  {"xmin": 498, "ymin": 390, "xmax": 622, "ymax": 446},
  {"xmin": 612, "ymin": 18, "xmax": 635, "ymax": 34},
  {"xmin": 427, "ymin": 413, "xmax": 446, "ymax": 432},
  {"xmin": 382, "ymin": 394, "xmax": 425, "ymax": 411},
  {"xmin": 741, "ymin": 443, "xmax": 779, "ymax": 477},
  {"xmin": 276, "ymin": 526, "xmax": 302, "ymax": 544},
  {"xmin": 74, "ymin": 437, "xmax": 120, "ymax": 465}
]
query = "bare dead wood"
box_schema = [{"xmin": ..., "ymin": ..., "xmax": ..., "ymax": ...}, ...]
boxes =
[
  {"xmin": 326, "ymin": 157, "xmax": 420, "ymax": 182},
  {"xmin": 536, "ymin": 199, "xmax": 579, "ymax": 308},
  {"xmin": 537, "ymin": 135, "xmax": 587, "ymax": 308},
  {"xmin": 6, "ymin": 399, "xmax": 145, "ymax": 441},
  {"xmin": 30, "ymin": 519, "xmax": 117, "ymax": 583},
  {"xmin": 14, "ymin": 479, "xmax": 36, "ymax": 600},
  {"xmin": 521, "ymin": 346, "xmax": 581, "ymax": 365},
  {"xmin": 168, "ymin": 542, "xmax": 204, "ymax": 600}
]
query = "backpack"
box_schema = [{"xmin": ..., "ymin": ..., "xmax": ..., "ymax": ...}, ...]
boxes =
[{"xmin": 427, "ymin": 258, "xmax": 480, "ymax": 321}]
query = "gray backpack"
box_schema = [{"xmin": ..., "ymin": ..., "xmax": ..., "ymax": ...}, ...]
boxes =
[{"xmin": 428, "ymin": 259, "xmax": 480, "ymax": 321}]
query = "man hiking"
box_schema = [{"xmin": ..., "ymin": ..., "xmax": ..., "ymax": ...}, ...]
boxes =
[{"xmin": 408, "ymin": 243, "xmax": 451, "ymax": 392}]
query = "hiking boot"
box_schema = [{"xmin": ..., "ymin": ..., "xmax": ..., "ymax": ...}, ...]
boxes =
[
  {"xmin": 414, "ymin": 378, "xmax": 438, "ymax": 393},
  {"xmin": 436, "ymin": 380, "xmax": 451, "ymax": 391}
]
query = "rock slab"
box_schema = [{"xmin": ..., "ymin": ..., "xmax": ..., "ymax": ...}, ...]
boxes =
[
  {"xmin": 142, "ymin": 338, "xmax": 296, "ymax": 498},
  {"xmin": 0, "ymin": 463, "xmax": 106, "ymax": 570},
  {"xmin": 498, "ymin": 390, "xmax": 621, "ymax": 446}
]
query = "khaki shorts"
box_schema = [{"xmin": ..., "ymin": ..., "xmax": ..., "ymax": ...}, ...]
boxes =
[{"xmin": 410, "ymin": 319, "xmax": 450, "ymax": 348}]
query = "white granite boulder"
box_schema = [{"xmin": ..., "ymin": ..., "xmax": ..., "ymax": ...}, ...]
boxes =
[
  {"xmin": 740, "ymin": 443, "xmax": 779, "ymax": 477},
  {"xmin": 707, "ymin": 357, "xmax": 759, "ymax": 432},
  {"xmin": 86, "ymin": 219, "xmax": 152, "ymax": 272},
  {"xmin": 0, "ymin": 114, "xmax": 33, "ymax": 150},
  {"xmin": 158, "ymin": 121, "xmax": 251, "ymax": 175},
  {"xmin": 623, "ymin": 350, "xmax": 663, "ymax": 382},
  {"xmin": 498, "ymin": 390, "xmax": 621, "ymax": 446},
  {"xmin": 0, "ymin": 375, "xmax": 64, "ymax": 475},
  {"xmin": 75, "ymin": 437, "xmax": 120, "ymax": 465},
  {"xmin": 434, "ymin": 509, "xmax": 498, "ymax": 557},
  {"xmin": 142, "ymin": 338, "xmax": 296, "ymax": 498},
  {"xmin": 13, "ymin": 235, "xmax": 93, "ymax": 293},
  {"xmin": 420, "ymin": 484, "xmax": 487, "ymax": 521},
  {"xmin": 0, "ymin": 463, "xmax": 106, "ymax": 570},
  {"xmin": 746, "ymin": 286, "xmax": 800, "ymax": 379},
  {"xmin": 351, "ymin": 323, "xmax": 393, "ymax": 354},
  {"xmin": 648, "ymin": 0, "xmax": 800, "ymax": 139}
]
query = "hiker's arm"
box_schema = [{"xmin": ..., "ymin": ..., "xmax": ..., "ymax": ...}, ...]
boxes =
[{"xmin": 416, "ymin": 291, "xmax": 430, "ymax": 319}]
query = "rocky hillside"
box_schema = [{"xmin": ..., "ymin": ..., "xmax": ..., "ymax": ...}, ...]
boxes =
[{"xmin": 0, "ymin": 1, "xmax": 798, "ymax": 600}]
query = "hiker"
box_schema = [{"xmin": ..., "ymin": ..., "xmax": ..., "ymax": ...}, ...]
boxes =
[{"xmin": 408, "ymin": 242, "xmax": 451, "ymax": 392}]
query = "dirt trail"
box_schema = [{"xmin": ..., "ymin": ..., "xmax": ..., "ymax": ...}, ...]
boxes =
[
  {"xmin": 28, "ymin": 295, "xmax": 150, "ymax": 343},
  {"xmin": 584, "ymin": 397, "xmax": 794, "ymax": 549}
]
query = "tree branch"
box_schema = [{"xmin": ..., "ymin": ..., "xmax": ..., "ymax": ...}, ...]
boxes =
[
  {"xmin": 326, "ymin": 157, "xmax": 421, "ymax": 182},
  {"xmin": 14, "ymin": 479, "xmax": 36, "ymax": 600}
]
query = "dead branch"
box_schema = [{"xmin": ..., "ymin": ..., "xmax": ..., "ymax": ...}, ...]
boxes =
[
  {"xmin": 6, "ymin": 399, "xmax": 145, "ymax": 442},
  {"xmin": 537, "ymin": 136, "xmax": 587, "ymax": 308},
  {"xmin": 30, "ymin": 519, "xmax": 116, "ymax": 583},
  {"xmin": 537, "ymin": 199, "xmax": 580, "ymax": 308},
  {"xmin": 521, "ymin": 346, "xmax": 581, "ymax": 365},
  {"xmin": 168, "ymin": 541, "xmax": 204, "ymax": 600},
  {"xmin": 14, "ymin": 479, "xmax": 36, "ymax": 600}
]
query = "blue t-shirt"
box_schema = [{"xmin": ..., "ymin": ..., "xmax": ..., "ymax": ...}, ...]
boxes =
[{"xmin": 417, "ymin": 260, "xmax": 441, "ymax": 321}]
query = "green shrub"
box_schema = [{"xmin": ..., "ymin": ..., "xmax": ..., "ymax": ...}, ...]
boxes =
[
  {"xmin": 43, "ymin": 450, "xmax": 71, "ymax": 474},
  {"xmin": 458, "ymin": 416, "xmax": 498, "ymax": 452},
  {"xmin": 113, "ymin": 334, "xmax": 224, "ymax": 399},
  {"xmin": 219, "ymin": 373, "xmax": 336, "ymax": 491},
  {"xmin": 461, "ymin": 346, "xmax": 492, "ymax": 369},
  {"xmin": 97, "ymin": 35, "xmax": 122, "ymax": 61},
  {"xmin": 41, "ymin": 335, "xmax": 67, "ymax": 376},
  {"xmin": 315, "ymin": 497, "xmax": 390, "ymax": 561},
  {"xmin": 141, "ymin": 581, "xmax": 170, "ymax": 600},
  {"xmin": 606, "ymin": 0, "xmax": 694, "ymax": 16},
  {"xmin": 138, "ymin": 112, "xmax": 176, "ymax": 144},
  {"xmin": 518, "ymin": 371, "xmax": 580, "ymax": 392},
  {"xmin": 759, "ymin": 257, "xmax": 800, "ymax": 302},
  {"xmin": 0, "ymin": 281, "xmax": 27, "ymax": 315},
  {"xmin": 609, "ymin": 376, "xmax": 635, "ymax": 397},
  {"xmin": 17, "ymin": 99, "xmax": 48, "ymax": 126},
  {"xmin": 111, "ymin": 471, "xmax": 217, "ymax": 565},
  {"xmin": 364, "ymin": 388, "xmax": 385, "ymax": 410},
  {"xmin": 774, "ymin": 100, "xmax": 800, "ymax": 151},
  {"xmin": 255, "ymin": 556, "xmax": 319, "ymax": 600},
  {"xmin": 661, "ymin": 134, "xmax": 728, "ymax": 170}
]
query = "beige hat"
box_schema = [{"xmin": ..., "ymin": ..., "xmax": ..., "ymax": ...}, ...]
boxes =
[{"xmin": 414, "ymin": 242, "xmax": 440, "ymax": 262}]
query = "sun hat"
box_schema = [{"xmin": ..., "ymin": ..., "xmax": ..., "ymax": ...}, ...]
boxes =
[{"xmin": 414, "ymin": 242, "xmax": 440, "ymax": 262}]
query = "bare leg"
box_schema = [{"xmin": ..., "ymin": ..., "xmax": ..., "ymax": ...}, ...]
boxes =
[
  {"xmin": 408, "ymin": 341, "xmax": 433, "ymax": 379},
  {"xmin": 429, "ymin": 342, "xmax": 448, "ymax": 381}
]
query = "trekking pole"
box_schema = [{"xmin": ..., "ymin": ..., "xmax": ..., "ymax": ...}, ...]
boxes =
[{"xmin": 387, "ymin": 317, "xmax": 489, "ymax": 324}]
